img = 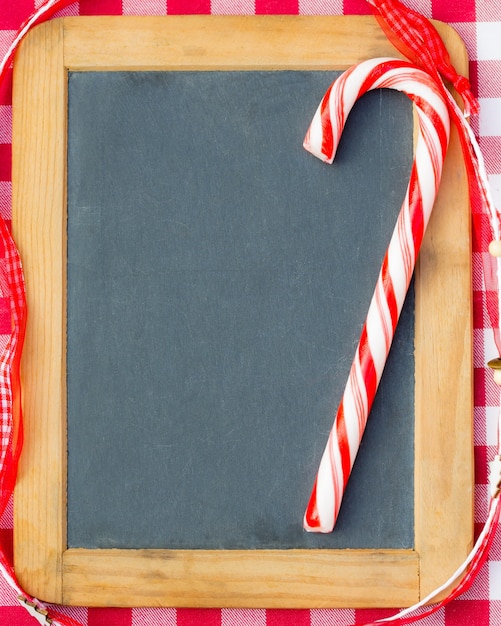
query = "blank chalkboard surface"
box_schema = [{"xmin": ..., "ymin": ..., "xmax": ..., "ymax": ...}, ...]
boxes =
[
  {"xmin": 66, "ymin": 69, "xmax": 415, "ymax": 551},
  {"xmin": 13, "ymin": 16, "xmax": 473, "ymax": 609}
]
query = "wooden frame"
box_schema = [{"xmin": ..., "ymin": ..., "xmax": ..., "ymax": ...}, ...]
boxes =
[{"xmin": 12, "ymin": 16, "xmax": 473, "ymax": 608}]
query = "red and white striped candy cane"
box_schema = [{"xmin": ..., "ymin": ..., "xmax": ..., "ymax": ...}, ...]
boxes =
[{"xmin": 303, "ymin": 58, "xmax": 450, "ymax": 533}]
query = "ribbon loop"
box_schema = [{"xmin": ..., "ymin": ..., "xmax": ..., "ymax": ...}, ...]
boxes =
[{"xmin": 367, "ymin": 0, "xmax": 479, "ymax": 115}]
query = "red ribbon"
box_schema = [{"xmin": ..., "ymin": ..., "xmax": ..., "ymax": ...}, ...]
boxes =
[
  {"xmin": 367, "ymin": 0, "xmax": 501, "ymax": 354},
  {"xmin": 367, "ymin": 0, "xmax": 478, "ymax": 114},
  {"xmin": 363, "ymin": 1, "xmax": 501, "ymax": 624}
]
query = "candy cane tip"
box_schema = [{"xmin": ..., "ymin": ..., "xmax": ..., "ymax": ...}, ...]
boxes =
[
  {"xmin": 303, "ymin": 516, "xmax": 335, "ymax": 533},
  {"xmin": 302, "ymin": 137, "xmax": 333, "ymax": 164},
  {"xmin": 303, "ymin": 490, "xmax": 335, "ymax": 533}
]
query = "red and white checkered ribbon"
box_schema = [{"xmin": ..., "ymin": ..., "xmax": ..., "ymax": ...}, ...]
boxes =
[
  {"xmin": 304, "ymin": 0, "xmax": 501, "ymax": 621},
  {"xmin": 0, "ymin": 4, "xmax": 90, "ymax": 626}
]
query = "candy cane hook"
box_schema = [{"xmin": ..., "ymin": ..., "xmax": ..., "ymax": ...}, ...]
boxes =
[{"xmin": 303, "ymin": 58, "xmax": 450, "ymax": 533}]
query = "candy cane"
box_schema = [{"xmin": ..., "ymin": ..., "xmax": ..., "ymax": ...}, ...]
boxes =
[{"xmin": 303, "ymin": 58, "xmax": 450, "ymax": 533}]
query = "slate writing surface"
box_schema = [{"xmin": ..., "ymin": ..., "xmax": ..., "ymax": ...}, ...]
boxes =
[{"xmin": 66, "ymin": 71, "xmax": 414, "ymax": 550}]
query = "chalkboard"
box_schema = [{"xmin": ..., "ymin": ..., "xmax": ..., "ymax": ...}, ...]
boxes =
[
  {"xmin": 13, "ymin": 16, "xmax": 473, "ymax": 609},
  {"xmin": 66, "ymin": 70, "xmax": 415, "ymax": 550}
]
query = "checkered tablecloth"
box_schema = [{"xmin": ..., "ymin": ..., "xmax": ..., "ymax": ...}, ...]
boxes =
[{"xmin": 1, "ymin": 0, "xmax": 500, "ymax": 625}]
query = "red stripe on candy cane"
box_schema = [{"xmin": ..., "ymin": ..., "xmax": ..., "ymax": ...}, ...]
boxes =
[{"xmin": 303, "ymin": 58, "xmax": 450, "ymax": 533}]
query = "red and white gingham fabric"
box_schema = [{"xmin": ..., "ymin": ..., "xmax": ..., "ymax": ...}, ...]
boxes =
[{"xmin": 1, "ymin": 0, "xmax": 501, "ymax": 625}]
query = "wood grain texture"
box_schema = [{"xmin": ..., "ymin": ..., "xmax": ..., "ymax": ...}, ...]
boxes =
[
  {"xmin": 12, "ymin": 15, "xmax": 473, "ymax": 608},
  {"xmin": 415, "ymin": 120, "xmax": 474, "ymax": 598},
  {"xmin": 61, "ymin": 15, "xmax": 466, "ymax": 71},
  {"xmin": 12, "ymin": 18, "xmax": 67, "ymax": 605},
  {"xmin": 62, "ymin": 549, "xmax": 418, "ymax": 608}
]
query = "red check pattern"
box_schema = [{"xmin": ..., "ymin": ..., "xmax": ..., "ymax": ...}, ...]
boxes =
[{"xmin": 1, "ymin": 1, "xmax": 500, "ymax": 625}]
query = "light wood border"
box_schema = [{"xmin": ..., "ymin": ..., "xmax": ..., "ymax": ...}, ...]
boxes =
[{"xmin": 12, "ymin": 16, "xmax": 473, "ymax": 608}]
